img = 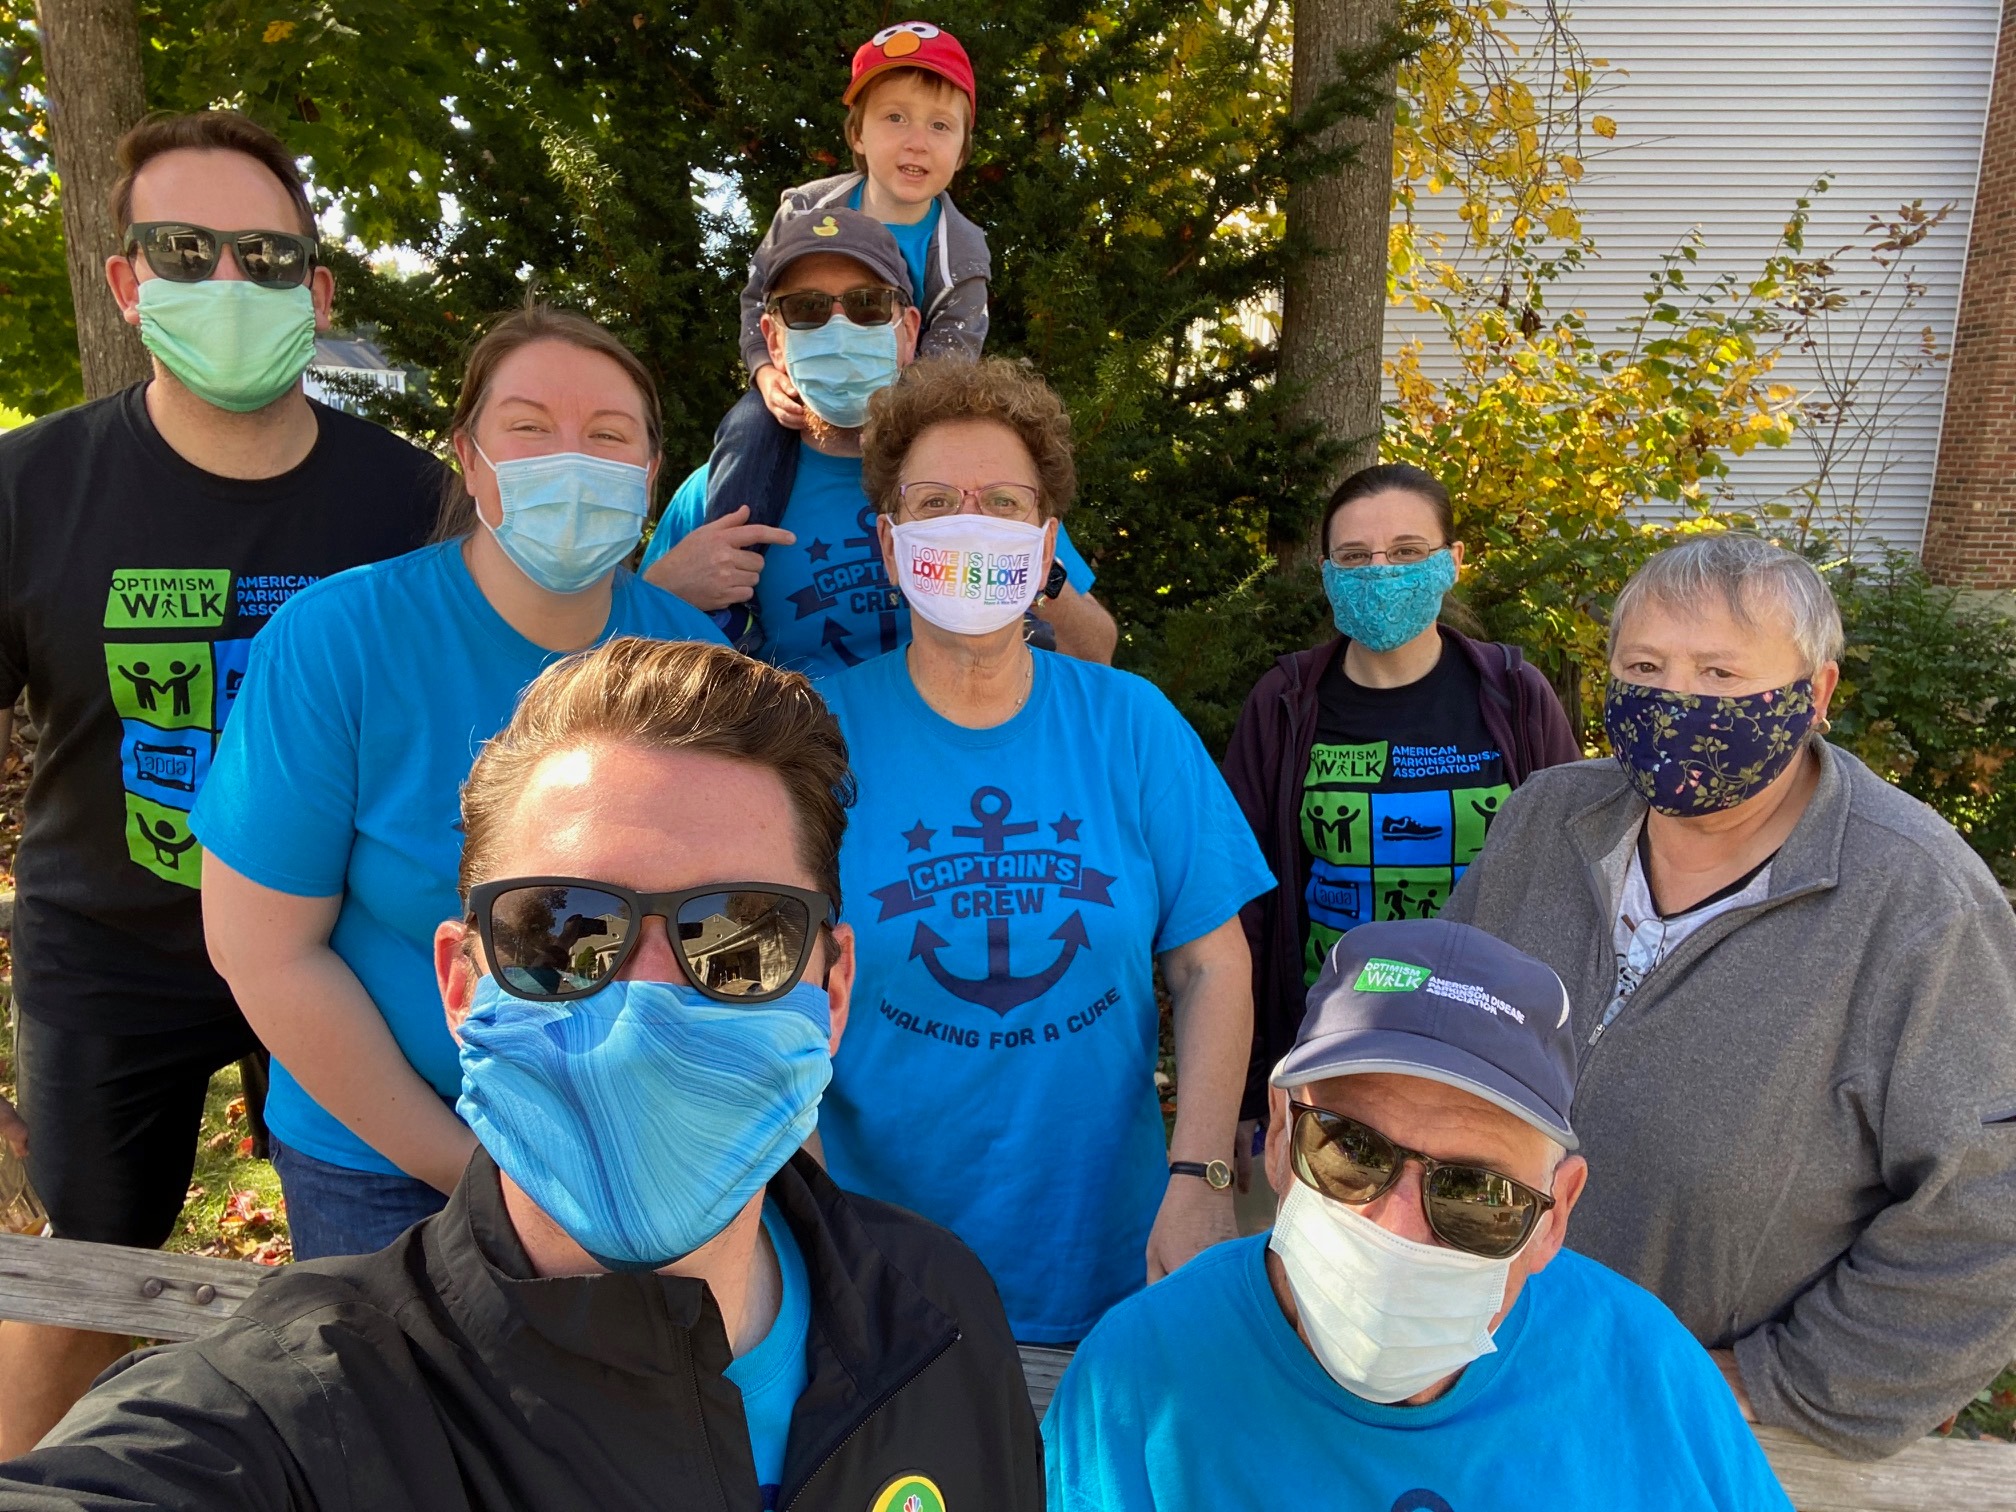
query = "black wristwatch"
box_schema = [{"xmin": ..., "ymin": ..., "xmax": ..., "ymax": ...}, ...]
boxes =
[
  {"xmin": 1169, "ymin": 1159, "xmax": 1233, "ymax": 1191},
  {"xmin": 1041, "ymin": 560, "xmax": 1067, "ymax": 600}
]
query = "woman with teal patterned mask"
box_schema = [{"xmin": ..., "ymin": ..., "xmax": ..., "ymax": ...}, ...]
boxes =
[{"xmin": 1223, "ymin": 464, "xmax": 1579, "ymax": 1168}]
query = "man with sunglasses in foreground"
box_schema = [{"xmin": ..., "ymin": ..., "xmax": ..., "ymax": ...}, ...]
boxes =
[
  {"xmin": 1044, "ymin": 918, "xmax": 1789, "ymax": 1510},
  {"xmin": 0, "ymin": 637, "xmax": 1040, "ymax": 1511},
  {"xmin": 0, "ymin": 110, "xmax": 437, "ymax": 1453},
  {"xmin": 641, "ymin": 207, "xmax": 1116, "ymax": 670}
]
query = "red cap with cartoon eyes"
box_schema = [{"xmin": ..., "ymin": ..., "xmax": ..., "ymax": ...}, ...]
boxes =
[{"xmin": 844, "ymin": 22, "xmax": 977, "ymax": 114}]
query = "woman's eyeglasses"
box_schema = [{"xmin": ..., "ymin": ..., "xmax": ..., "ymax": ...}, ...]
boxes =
[
  {"xmin": 469, "ymin": 877, "xmax": 834, "ymax": 1005},
  {"xmin": 895, "ymin": 481, "xmax": 1041, "ymax": 521},
  {"xmin": 1326, "ymin": 543, "xmax": 1443, "ymax": 570},
  {"xmin": 124, "ymin": 222, "xmax": 320, "ymax": 289},
  {"xmin": 1288, "ymin": 1101, "xmax": 1555, "ymax": 1260}
]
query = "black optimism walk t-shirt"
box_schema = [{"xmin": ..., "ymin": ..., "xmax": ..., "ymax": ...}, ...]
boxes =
[
  {"xmin": 1300, "ymin": 643, "xmax": 1510, "ymax": 983},
  {"xmin": 0, "ymin": 385, "xmax": 440, "ymax": 1033}
]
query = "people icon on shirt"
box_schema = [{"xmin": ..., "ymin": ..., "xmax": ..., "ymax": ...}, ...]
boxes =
[
  {"xmin": 116, "ymin": 659, "xmax": 165, "ymax": 713},
  {"xmin": 135, "ymin": 811, "xmax": 199, "ymax": 871},
  {"xmin": 114, "ymin": 656, "xmax": 204, "ymax": 720}
]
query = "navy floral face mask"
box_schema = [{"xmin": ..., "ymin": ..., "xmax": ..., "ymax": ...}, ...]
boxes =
[{"xmin": 1602, "ymin": 677, "xmax": 1820, "ymax": 815}]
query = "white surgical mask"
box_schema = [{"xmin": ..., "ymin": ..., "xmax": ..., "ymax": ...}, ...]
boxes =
[
  {"xmin": 1268, "ymin": 1179, "xmax": 1513, "ymax": 1404},
  {"xmin": 889, "ymin": 515, "xmax": 1051, "ymax": 636}
]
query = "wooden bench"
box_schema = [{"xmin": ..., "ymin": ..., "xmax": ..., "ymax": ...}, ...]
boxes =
[{"xmin": 4, "ymin": 1233, "xmax": 2013, "ymax": 1510}]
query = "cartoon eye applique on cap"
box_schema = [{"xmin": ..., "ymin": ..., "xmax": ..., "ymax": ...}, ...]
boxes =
[{"xmin": 872, "ymin": 21, "xmax": 941, "ymax": 56}]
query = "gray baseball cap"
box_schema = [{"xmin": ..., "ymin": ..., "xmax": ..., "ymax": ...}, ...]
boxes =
[
  {"xmin": 1272, "ymin": 919, "xmax": 1579, "ymax": 1148},
  {"xmin": 761, "ymin": 207, "xmax": 911, "ymax": 300}
]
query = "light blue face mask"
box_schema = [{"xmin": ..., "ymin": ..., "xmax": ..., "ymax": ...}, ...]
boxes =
[
  {"xmin": 782, "ymin": 317, "xmax": 900, "ymax": 428},
  {"xmin": 456, "ymin": 975, "xmax": 833, "ymax": 1272},
  {"xmin": 474, "ymin": 443, "xmax": 650, "ymax": 595},
  {"xmin": 1321, "ymin": 550, "xmax": 1459, "ymax": 653}
]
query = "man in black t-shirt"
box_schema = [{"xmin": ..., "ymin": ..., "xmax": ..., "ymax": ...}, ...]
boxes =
[{"xmin": 0, "ymin": 111, "xmax": 438, "ymax": 1454}]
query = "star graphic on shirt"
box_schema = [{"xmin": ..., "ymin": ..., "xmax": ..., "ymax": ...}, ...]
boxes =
[
  {"xmin": 1051, "ymin": 813, "xmax": 1082, "ymax": 843},
  {"xmin": 902, "ymin": 820, "xmax": 936, "ymax": 852},
  {"xmin": 806, "ymin": 538, "xmax": 832, "ymax": 564}
]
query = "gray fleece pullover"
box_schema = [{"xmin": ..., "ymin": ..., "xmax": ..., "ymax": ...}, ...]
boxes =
[
  {"xmin": 737, "ymin": 171, "xmax": 990, "ymax": 375},
  {"xmin": 1442, "ymin": 744, "xmax": 2016, "ymax": 1459}
]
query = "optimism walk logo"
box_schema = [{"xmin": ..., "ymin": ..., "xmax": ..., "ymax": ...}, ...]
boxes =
[{"xmin": 869, "ymin": 786, "xmax": 1122, "ymax": 1050}]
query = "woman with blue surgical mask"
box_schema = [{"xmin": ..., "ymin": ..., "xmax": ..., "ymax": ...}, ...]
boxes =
[
  {"xmin": 190, "ymin": 306, "xmax": 726, "ymax": 1259},
  {"xmin": 1223, "ymin": 464, "xmax": 1579, "ymax": 1163}
]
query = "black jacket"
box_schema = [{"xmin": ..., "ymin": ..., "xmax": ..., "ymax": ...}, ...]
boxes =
[{"xmin": 0, "ymin": 1152, "xmax": 1041, "ymax": 1511}]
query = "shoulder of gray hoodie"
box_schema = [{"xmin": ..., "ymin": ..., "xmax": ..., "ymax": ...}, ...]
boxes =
[
  {"xmin": 1443, "ymin": 742, "xmax": 2016, "ymax": 1460},
  {"xmin": 737, "ymin": 171, "xmax": 991, "ymax": 375}
]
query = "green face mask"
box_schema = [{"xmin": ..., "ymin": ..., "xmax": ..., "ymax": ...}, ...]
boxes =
[{"xmin": 137, "ymin": 279, "xmax": 317, "ymax": 413}]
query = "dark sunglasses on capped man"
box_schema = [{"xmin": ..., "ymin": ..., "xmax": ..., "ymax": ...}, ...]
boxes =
[
  {"xmin": 764, "ymin": 285, "xmax": 908, "ymax": 331},
  {"xmin": 1289, "ymin": 1101, "xmax": 1556, "ymax": 1260}
]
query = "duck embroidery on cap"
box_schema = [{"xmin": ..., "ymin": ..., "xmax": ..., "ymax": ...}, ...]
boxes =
[{"xmin": 813, "ymin": 216, "xmax": 840, "ymax": 237}]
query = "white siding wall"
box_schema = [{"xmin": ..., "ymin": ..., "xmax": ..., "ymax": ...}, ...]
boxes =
[{"xmin": 1385, "ymin": 0, "xmax": 1999, "ymax": 553}]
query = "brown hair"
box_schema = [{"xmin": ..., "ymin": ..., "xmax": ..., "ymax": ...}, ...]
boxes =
[
  {"xmin": 110, "ymin": 111, "xmax": 316, "ymax": 237},
  {"xmin": 845, "ymin": 67, "xmax": 974, "ymax": 172},
  {"xmin": 431, "ymin": 303, "xmax": 665, "ymax": 543},
  {"xmin": 457, "ymin": 637, "xmax": 855, "ymax": 906},
  {"xmin": 861, "ymin": 357, "xmax": 1076, "ymax": 521},
  {"xmin": 1321, "ymin": 463, "xmax": 1456, "ymax": 553}
]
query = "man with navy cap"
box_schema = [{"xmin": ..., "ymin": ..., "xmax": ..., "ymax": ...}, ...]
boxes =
[
  {"xmin": 640, "ymin": 206, "xmax": 1114, "ymax": 671},
  {"xmin": 1043, "ymin": 919, "xmax": 1789, "ymax": 1510}
]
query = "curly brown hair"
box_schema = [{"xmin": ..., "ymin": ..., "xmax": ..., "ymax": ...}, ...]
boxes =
[{"xmin": 860, "ymin": 357, "xmax": 1077, "ymax": 521}]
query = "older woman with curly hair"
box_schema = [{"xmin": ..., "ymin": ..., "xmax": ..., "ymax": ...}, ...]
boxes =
[
  {"xmin": 1443, "ymin": 532, "xmax": 2016, "ymax": 1460},
  {"xmin": 813, "ymin": 358, "xmax": 1274, "ymax": 1345}
]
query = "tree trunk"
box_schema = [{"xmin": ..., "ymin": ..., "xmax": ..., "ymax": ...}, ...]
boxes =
[
  {"xmin": 37, "ymin": 0, "xmax": 151, "ymax": 400},
  {"xmin": 1278, "ymin": 0, "xmax": 1401, "ymax": 567}
]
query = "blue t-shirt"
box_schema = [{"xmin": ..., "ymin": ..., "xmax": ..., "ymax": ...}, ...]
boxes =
[
  {"xmin": 638, "ymin": 453, "xmax": 1094, "ymax": 679},
  {"xmin": 816, "ymin": 651, "xmax": 1273, "ymax": 1343},
  {"xmin": 191, "ymin": 541, "xmax": 726, "ymax": 1173},
  {"xmin": 1044, "ymin": 1237, "xmax": 1792, "ymax": 1512},
  {"xmin": 847, "ymin": 182, "xmax": 943, "ymax": 307},
  {"xmin": 724, "ymin": 1201, "xmax": 812, "ymax": 1511}
]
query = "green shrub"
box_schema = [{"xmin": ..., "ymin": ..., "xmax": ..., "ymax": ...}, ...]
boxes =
[{"xmin": 1830, "ymin": 554, "xmax": 2016, "ymax": 886}]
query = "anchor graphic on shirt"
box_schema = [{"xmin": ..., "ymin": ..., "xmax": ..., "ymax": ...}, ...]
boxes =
[
  {"xmin": 903, "ymin": 787, "xmax": 1100, "ymax": 1016},
  {"xmin": 790, "ymin": 505, "xmax": 902, "ymax": 666}
]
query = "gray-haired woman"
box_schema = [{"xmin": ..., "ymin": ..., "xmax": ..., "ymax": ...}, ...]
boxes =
[{"xmin": 1443, "ymin": 533, "xmax": 2016, "ymax": 1461}]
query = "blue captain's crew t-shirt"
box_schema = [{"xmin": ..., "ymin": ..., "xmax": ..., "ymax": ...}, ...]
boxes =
[
  {"xmin": 191, "ymin": 541, "xmax": 726, "ymax": 1173},
  {"xmin": 847, "ymin": 182, "xmax": 943, "ymax": 308},
  {"xmin": 1044, "ymin": 1238, "xmax": 1793, "ymax": 1512},
  {"xmin": 725, "ymin": 1201, "xmax": 812, "ymax": 1510},
  {"xmin": 639, "ymin": 454, "xmax": 1093, "ymax": 679},
  {"xmin": 816, "ymin": 651, "xmax": 1272, "ymax": 1342}
]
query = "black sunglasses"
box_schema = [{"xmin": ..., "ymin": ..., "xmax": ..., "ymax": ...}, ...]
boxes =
[
  {"xmin": 764, "ymin": 285, "xmax": 906, "ymax": 331},
  {"xmin": 1289, "ymin": 1102, "xmax": 1555, "ymax": 1260},
  {"xmin": 470, "ymin": 877, "xmax": 834, "ymax": 1005},
  {"xmin": 124, "ymin": 221, "xmax": 320, "ymax": 289}
]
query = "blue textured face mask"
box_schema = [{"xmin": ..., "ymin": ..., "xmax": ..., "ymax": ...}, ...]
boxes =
[
  {"xmin": 1321, "ymin": 551, "xmax": 1458, "ymax": 653},
  {"xmin": 455, "ymin": 975, "xmax": 833, "ymax": 1270},
  {"xmin": 782, "ymin": 317, "xmax": 900, "ymax": 428},
  {"xmin": 474, "ymin": 443, "xmax": 650, "ymax": 595}
]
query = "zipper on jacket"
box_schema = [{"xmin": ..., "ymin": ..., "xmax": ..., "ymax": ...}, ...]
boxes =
[{"xmin": 781, "ymin": 1329, "xmax": 961, "ymax": 1511}]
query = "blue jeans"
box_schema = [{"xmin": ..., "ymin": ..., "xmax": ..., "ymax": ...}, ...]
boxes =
[{"xmin": 270, "ymin": 1137, "xmax": 447, "ymax": 1260}]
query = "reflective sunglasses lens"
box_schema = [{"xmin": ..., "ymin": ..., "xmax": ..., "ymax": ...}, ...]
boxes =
[
  {"xmin": 674, "ymin": 890, "xmax": 812, "ymax": 1000},
  {"xmin": 1292, "ymin": 1108, "xmax": 1395, "ymax": 1204},
  {"xmin": 1425, "ymin": 1165, "xmax": 1541, "ymax": 1259},
  {"xmin": 237, "ymin": 232, "xmax": 309, "ymax": 287},
  {"xmin": 489, "ymin": 885, "xmax": 633, "ymax": 998},
  {"xmin": 776, "ymin": 292, "xmax": 836, "ymax": 330},
  {"xmin": 143, "ymin": 225, "xmax": 221, "ymax": 282},
  {"xmin": 838, "ymin": 287, "xmax": 898, "ymax": 326}
]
